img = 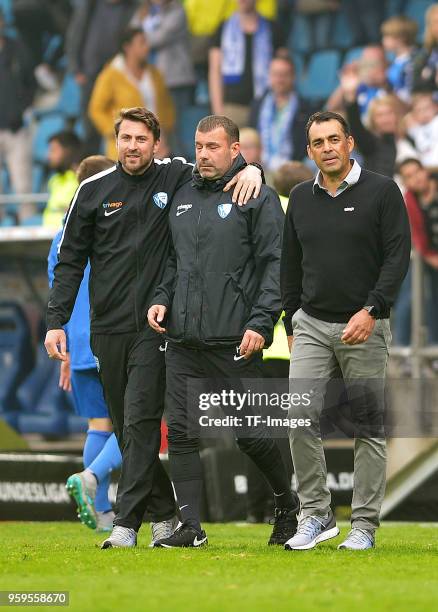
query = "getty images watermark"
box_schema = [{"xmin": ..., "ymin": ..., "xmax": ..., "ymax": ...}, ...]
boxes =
[
  {"xmin": 182, "ymin": 377, "xmax": 438, "ymax": 439},
  {"xmin": 198, "ymin": 389, "xmax": 311, "ymax": 429}
]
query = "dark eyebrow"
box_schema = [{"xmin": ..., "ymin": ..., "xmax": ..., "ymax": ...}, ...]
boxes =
[{"xmin": 311, "ymin": 133, "xmax": 342, "ymax": 145}]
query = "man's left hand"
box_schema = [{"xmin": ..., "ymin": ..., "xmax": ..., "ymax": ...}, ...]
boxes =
[
  {"xmin": 224, "ymin": 165, "xmax": 262, "ymax": 206},
  {"xmin": 341, "ymin": 309, "xmax": 376, "ymax": 345},
  {"xmin": 239, "ymin": 329, "xmax": 265, "ymax": 359}
]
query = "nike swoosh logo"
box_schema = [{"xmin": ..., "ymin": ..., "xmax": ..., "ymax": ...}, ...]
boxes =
[
  {"xmin": 234, "ymin": 355, "xmax": 245, "ymax": 361},
  {"xmin": 179, "ymin": 504, "xmax": 188, "ymax": 510},
  {"xmin": 158, "ymin": 345, "xmax": 167, "ymax": 352},
  {"xmin": 176, "ymin": 210, "xmax": 189, "ymax": 216},
  {"xmin": 193, "ymin": 536, "xmax": 207, "ymax": 547},
  {"xmin": 104, "ymin": 209, "xmax": 122, "ymax": 217}
]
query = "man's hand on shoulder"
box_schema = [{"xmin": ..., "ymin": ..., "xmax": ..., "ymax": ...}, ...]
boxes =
[
  {"xmin": 223, "ymin": 164, "xmax": 262, "ymax": 206},
  {"xmin": 239, "ymin": 329, "xmax": 265, "ymax": 359},
  {"xmin": 341, "ymin": 309, "xmax": 376, "ymax": 345},
  {"xmin": 45, "ymin": 329, "xmax": 67, "ymax": 361},
  {"xmin": 147, "ymin": 304, "xmax": 167, "ymax": 333}
]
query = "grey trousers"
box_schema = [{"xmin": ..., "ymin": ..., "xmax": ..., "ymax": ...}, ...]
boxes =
[{"xmin": 288, "ymin": 308, "xmax": 391, "ymax": 532}]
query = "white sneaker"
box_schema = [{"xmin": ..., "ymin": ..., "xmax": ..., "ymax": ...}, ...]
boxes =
[
  {"xmin": 338, "ymin": 528, "xmax": 375, "ymax": 550},
  {"xmin": 150, "ymin": 515, "xmax": 179, "ymax": 547},
  {"xmin": 284, "ymin": 510, "xmax": 339, "ymax": 550},
  {"xmin": 101, "ymin": 526, "xmax": 137, "ymax": 549}
]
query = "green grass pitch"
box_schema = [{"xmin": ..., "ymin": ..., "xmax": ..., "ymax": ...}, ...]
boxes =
[{"xmin": 1, "ymin": 522, "xmax": 437, "ymax": 611}]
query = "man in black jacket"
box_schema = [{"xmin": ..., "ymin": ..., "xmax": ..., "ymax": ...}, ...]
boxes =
[
  {"xmin": 148, "ymin": 115, "xmax": 299, "ymax": 548},
  {"xmin": 44, "ymin": 107, "xmax": 262, "ymax": 549},
  {"xmin": 281, "ymin": 111, "xmax": 410, "ymax": 551}
]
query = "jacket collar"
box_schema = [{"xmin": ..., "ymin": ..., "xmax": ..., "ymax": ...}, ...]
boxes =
[
  {"xmin": 117, "ymin": 160, "xmax": 156, "ymax": 184},
  {"xmin": 192, "ymin": 154, "xmax": 247, "ymax": 191}
]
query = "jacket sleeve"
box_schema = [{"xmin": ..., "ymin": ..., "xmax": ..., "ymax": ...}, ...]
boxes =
[
  {"xmin": 243, "ymin": 188, "xmax": 284, "ymax": 346},
  {"xmin": 280, "ymin": 190, "xmax": 303, "ymax": 336},
  {"xmin": 365, "ymin": 180, "xmax": 412, "ymax": 313},
  {"xmin": 146, "ymin": 6, "xmax": 187, "ymax": 48},
  {"xmin": 345, "ymin": 100, "xmax": 378, "ymax": 156},
  {"xmin": 152, "ymin": 240, "xmax": 177, "ymax": 309},
  {"xmin": 46, "ymin": 184, "xmax": 95, "ymax": 330},
  {"xmin": 88, "ymin": 68, "xmax": 116, "ymax": 137}
]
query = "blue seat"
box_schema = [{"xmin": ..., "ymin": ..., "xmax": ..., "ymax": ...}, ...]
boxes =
[
  {"xmin": 333, "ymin": 11, "xmax": 355, "ymax": 50},
  {"xmin": 57, "ymin": 73, "xmax": 81, "ymax": 119},
  {"xmin": 17, "ymin": 345, "xmax": 70, "ymax": 435},
  {"xmin": 32, "ymin": 114, "xmax": 66, "ymax": 165},
  {"xmin": 343, "ymin": 46, "xmax": 365, "ymax": 66},
  {"xmin": 405, "ymin": 0, "xmax": 430, "ymax": 41},
  {"xmin": 289, "ymin": 14, "xmax": 313, "ymax": 54},
  {"xmin": 298, "ymin": 50, "xmax": 341, "ymax": 102},
  {"xmin": 386, "ymin": 0, "xmax": 409, "ymax": 17},
  {"xmin": 0, "ymin": 302, "xmax": 34, "ymax": 415}
]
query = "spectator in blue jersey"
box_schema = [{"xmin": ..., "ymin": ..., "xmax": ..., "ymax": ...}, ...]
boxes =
[
  {"xmin": 48, "ymin": 155, "xmax": 122, "ymax": 534},
  {"xmin": 208, "ymin": 0, "xmax": 287, "ymax": 127},
  {"xmin": 249, "ymin": 55, "xmax": 312, "ymax": 173},
  {"xmin": 381, "ymin": 16, "xmax": 418, "ymax": 104},
  {"xmin": 327, "ymin": 46, "xmax": 391, "ymax": 118}
]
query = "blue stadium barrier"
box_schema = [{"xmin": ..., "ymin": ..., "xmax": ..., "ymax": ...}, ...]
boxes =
[
  {"xmin": 21, "ymin": 214, "xmax": 43, "ymax": 227},
  {"xmin": 298, "ymin": 49, "xmax": 341, "ymax": 101},
  {"xmin": 0, "ymin": 302, "xmax": 34, "ymax": 419}
]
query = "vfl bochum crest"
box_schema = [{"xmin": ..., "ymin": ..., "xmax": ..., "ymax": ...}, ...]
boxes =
[
  {"xmin": 218, "ymin": 203, "xmax": 232, "ymax": 218},
  {"xmin": 153, "ymin": 192, "xmax": 168, "ymax": 209}
]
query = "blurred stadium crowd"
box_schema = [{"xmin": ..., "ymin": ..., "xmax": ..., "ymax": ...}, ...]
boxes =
[{"xmin": 1, "ymin": 0, "xmax": 438, "ymax": 439}]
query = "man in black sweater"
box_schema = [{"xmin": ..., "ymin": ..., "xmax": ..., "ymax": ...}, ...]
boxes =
[
  {"xmin": 281, "ymin": 111, "xmax": 410, "ymax": 551},
  {"xmin": 148, "ymin": 115, "xmax": 299, "ymax": 548}
]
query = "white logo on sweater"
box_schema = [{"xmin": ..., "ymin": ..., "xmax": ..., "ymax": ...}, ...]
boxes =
[{"xmin": 344, "ymin": 207, "xmax": 355, "ymax": 212}]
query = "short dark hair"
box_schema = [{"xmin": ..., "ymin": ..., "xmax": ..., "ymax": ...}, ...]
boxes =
[
  {"xmin": 196, "ymin": 115, "xmax": 240, "ymax": 143},
  {"xmin": 49, "ymin": 131, "xmax": 81, "ymax": 151},
  {"xmin": 271, "ymin": 54, "xmax": 295, "ymax": 72},
  {"xmin": 396, "ymin": 157, "xmax": 423, "ymax": 174},
  {"xmin": 77, "ymin": 155, "xmax": 115, "ymax": 183},
  {"xmin": 120, "ymin": 27, "xmax": 145, "ymax": 53},
  {"xmin": 306, "ymin": 111, "xmax": 351, "ymax": 144},
  {"xmin": 114, "ymin": 107, "xmax": 160, "ymax": 141}
]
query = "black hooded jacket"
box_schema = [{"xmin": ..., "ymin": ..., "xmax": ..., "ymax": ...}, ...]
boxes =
[{"xmin": 153, "ymin": 155, "xmax": 284, "ymax": 348}]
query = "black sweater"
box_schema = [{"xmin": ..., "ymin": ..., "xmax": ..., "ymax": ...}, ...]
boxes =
[{"xmin": 280, "ymin": 168, "xmax": 411, "ymax": 334}]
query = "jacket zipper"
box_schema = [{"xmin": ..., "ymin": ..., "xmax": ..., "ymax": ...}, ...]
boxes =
[
  {"xmin": 134, "ymin": 197, "xmax": 141, "ymax": 331},
  {"xmin": 192, "ymin": 203, "xmax": 202, "ymax": 338}
]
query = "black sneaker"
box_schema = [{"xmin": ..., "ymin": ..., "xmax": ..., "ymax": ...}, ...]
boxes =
[
  {"xmin": 153, "ymin": 523, "xmax": 208, "ymax": 548},
  {"xmin": 268, "ymin": 507, "xmax": 298, "ymax": 545}
]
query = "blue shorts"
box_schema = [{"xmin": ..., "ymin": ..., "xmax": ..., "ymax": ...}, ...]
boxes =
[{"xmin": 71, "ymin": 368, "xmax": 110, "ymax": 419}]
